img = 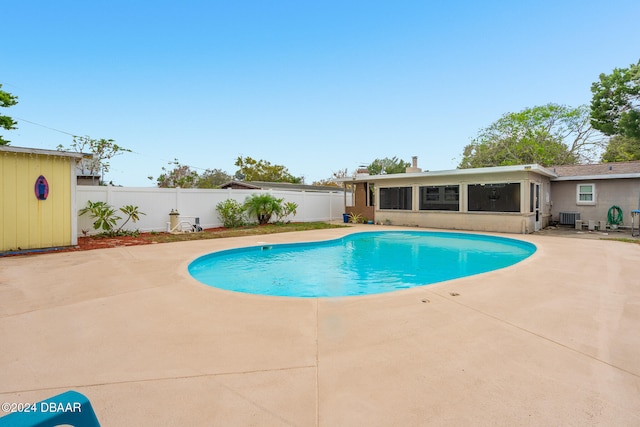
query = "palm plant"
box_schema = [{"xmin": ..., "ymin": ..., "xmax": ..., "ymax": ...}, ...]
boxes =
[{"xmin": 244, "ymin": 193, "xmax": 284, "ymax": 225}]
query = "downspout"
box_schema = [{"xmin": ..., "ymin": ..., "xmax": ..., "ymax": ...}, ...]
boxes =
[
  {"xmin": 70, "ymin": 157, "xmax": 78, "ymax": 245},
  {"xmin": 343, "ymin": 182, "xmax": 347, "ymax": 214}
]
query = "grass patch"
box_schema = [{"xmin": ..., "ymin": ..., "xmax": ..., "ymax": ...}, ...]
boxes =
[
  {"xmin": 601, "ymin": 237, "xmax": 640, "ymax": 245},
  {"xmin": 144, "ymin": 222, "xmax": 348, "ymax": 243}
]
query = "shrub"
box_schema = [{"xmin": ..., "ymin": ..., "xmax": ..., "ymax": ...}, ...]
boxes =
[
  {"xmin": 79, "ymin": 201, "xmax": 145, "ymax": 236},
  {"xmin": 349, "ymin": 212, "xmax": 363, "ymax": 224},
  {"xmin": 117, "ymin": 205, "xmax": 146, "ymax": 233},
  {"xmin": 275, "ymin": 201, "xmax": 298, "ymax": 223},
  {"xmin": 79, "ymin": 201, "xmax": 121, "ymax": 232},
  {"xmin": 216, "ymin": 199, "xmax": 246, "ymax": 228}
]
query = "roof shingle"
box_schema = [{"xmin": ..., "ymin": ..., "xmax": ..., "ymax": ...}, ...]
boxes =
[{"xmin": 549, "ymin": 161, "xmax": 640, "ymax": 178}]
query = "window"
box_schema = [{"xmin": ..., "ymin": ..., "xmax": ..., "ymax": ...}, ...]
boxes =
[
  {"xmin": 367, "ymin": 183, "xmax": 375, "ymax": 207},
  {"xmin": 468, "ymin": 183, "xmax": 521, "ymax": 212},
  {"xmin": 345, "ymin": 183, "xmax": 355, "ymax": 207},
  {"xmin": 419, "ymin": 185, "xmax": 459, "ymax": 211},
  {"xmin": 576, "ymin": 183, "xmax": 595, "ymax": 205},
  {"xmin": 529, "ymin": 183, "xmax": 534, "ymax": 213},
  {"xmin": 379, "ymin": 187, "xmax": 412, "ymax": 210},
  {"xmin": 529, "ymin": 183, "xmax": 540, "ymax": 213}
]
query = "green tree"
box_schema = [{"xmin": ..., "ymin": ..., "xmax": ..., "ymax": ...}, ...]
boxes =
[
  {"xmin": 234, "ymin": 156, "xmax": 302, "ymax": 183},
  {"xmin": 156, "ymin": 160, "xmax": 232, "ymax": 188},
  {"xmin": 601, "ymin": 135, "xmax": 640, "ymax": 162},
  {"xmin": 156, "ymin": 159, "xmax": 200, "ymax": 188},
  {"xmin": 590, "ymin": 60, "xmax": 640, "ymax": 139},
  {"xmin": 459, "ymin": 104, "xmax": 602, "ymax": 168},
  {"xmin": 0, "ymin": 84, "xmax": 18, "ymax": 145},
  {"xmin": 59, "ymin": 136, "xmax": 131, "ymax": 184},
  {"xmin": 313, "ymin": 168, "xmax": 350, "ymax": 187},
  {"xmin": 367, "ymin": 157, "xmax": 411, "ymax": 175},
  {"xmin": 198, "ymin": 168, "xmax": 232, "ymax": 188}
]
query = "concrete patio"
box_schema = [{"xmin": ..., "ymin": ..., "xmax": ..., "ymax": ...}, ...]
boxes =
[{"xmin": 1, "ymin": 225, "xmax": 639, "ymax": 426}]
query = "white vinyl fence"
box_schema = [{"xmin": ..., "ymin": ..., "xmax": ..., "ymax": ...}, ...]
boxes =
[{"xmin": 77, "ymin": 186, "xmax": 351, "ymax": 235}]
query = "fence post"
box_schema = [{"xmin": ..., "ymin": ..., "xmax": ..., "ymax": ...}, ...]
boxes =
[{"xmin": 329, "ymin": 191, "xmax": 333, "ymax": 221}]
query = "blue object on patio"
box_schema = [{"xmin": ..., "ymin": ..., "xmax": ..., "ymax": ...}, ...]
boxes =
[
  {"xmin": 0, "ymin": 390, "xmax": 100, "ymax": 427},
  {"xmin": 342, "ymin": 213, "xmax": 349, "ymax": 223}
]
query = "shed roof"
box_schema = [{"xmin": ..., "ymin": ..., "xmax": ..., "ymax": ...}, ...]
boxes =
[{"xmin": 0, "ymin": 145, "xmax": 90, "ymax": 160}]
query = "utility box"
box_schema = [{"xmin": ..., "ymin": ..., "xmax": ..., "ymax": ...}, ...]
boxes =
[
  {"xmin": 169, "ymin": 210, "xmax": 180, "ymax": 232},
  {"xmin": 559, "ymin": 212, "xmax": 580, "ymax": 225}
]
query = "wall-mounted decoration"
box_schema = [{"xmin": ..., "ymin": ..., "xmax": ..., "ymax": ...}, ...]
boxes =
[{"xmin": 35, "ymin": 175, "xmax": 49, "ymax": 200}]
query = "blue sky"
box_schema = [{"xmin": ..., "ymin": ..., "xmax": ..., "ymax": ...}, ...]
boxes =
[{"xmin": 4, "ymin": 1, "xmax": 639, "ymax": 186}]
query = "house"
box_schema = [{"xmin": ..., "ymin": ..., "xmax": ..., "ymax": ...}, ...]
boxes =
[
  {"xmin": 338, "ymin": 158, "xmax": 640, "ymax": 234},
  {"xmin": 0, "ymin": 145, "xmax": 90, "ymax": 252},
  {"xmin": 220, "ymin": 180, "xmax": 343, "ymax": 193},
  {"xmin": 548, "ymin": 161, "xmax": 640, "ymax": 227},
  {"xmin": 77, "ymin": 173, "xmax": 102, "ymax": 186}
]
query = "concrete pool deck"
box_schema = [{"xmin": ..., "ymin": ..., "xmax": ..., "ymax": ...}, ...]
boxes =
[{"xmin": 1, "ymin": 225, "xmax": 639, "ymax": 426}]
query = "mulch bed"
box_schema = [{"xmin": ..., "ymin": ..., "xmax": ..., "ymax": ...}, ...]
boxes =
[
  {"xmin": 75, "ymin": 235, "xmax": 157, "ymax": 250},
  {"xmin": 1, "ymin": 228, "xmax": 227, "ymax": 257}
]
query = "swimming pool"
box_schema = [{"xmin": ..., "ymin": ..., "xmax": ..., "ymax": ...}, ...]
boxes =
[{"xmin": 188, "ymin": 231, "xmax": 536, "ymax": 297}]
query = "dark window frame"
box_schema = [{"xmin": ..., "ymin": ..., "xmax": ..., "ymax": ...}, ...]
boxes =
[
  {"xmin": 467, "ymin": 182, "xmax": 521, "ymax": 213},
  {"xmin": 379, "ymin": 186, "xmax": 413, "ymax": 210},
  {"xmin": 419, "ymin": 185, "xmax": 460, "ymax": 211}
]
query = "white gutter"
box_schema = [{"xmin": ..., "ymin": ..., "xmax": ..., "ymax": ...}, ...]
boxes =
[
  {"xmin": 336, "ymin": 164, "xmax": 557, "ymax": 183},
  {"xmin": 552, "ymin": 173, "xmax": 640, "ymax": 181}
]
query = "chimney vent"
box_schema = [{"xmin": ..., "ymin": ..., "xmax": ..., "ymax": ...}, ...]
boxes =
[{"xmin": 406, "ymin": 156, "xmax": 422, "ymax": 173}]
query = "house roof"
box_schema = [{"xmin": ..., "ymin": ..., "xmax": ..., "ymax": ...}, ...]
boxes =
[
  {"xmin": 0, "ymin": 145, "xmax": 91, "ymax": 160},
  {"xmin": 336, "ymin": 164, "xmax": 557, "ymax": 183},
  {"xmin": 219, "ymin": 180, "xmax": 343, "ymax": 192},
  {"xmin": 548, "ymin": 161, "xmax": 640, "ymax": 181}
]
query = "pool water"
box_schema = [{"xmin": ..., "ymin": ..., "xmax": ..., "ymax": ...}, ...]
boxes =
[{"xmin": 188, "ymin": 231, "xmax": 536, "ymax": 298}]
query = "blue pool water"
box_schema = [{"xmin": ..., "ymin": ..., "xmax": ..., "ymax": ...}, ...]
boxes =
[{"xmin": 188, "ymin": 231, "xmax": 536, "ymax": 298}]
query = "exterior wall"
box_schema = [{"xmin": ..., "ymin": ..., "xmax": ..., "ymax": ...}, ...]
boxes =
[
  {"xmin": 345, "ymin": 182, "xmax": 374, "ymax": 222},
  {"xmin": 77, "ymin": 175, "xmax": 101, "ymax": 186},
  {"xmin": 1, "ymin": 151, "xmax": 76, "ymax": 251},
  {"xmin": 374, "ymin": 211, "xmax": 532, "ymax": 233},
  {"xmin": 550, "ymin": 178, "xmax": 640, "ymax": 225},
  {"xmin": 361, "ymin": 170, "xmax": 551, "ymax": 234},
  {"xmin": 76, "ymin": 186, "xmax": 349, "ymax": 235}
]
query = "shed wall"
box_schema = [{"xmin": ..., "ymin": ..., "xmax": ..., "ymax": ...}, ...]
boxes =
[{"xmin": 1, "ymin": 151, "xmax": 74, "ymax": 251}]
